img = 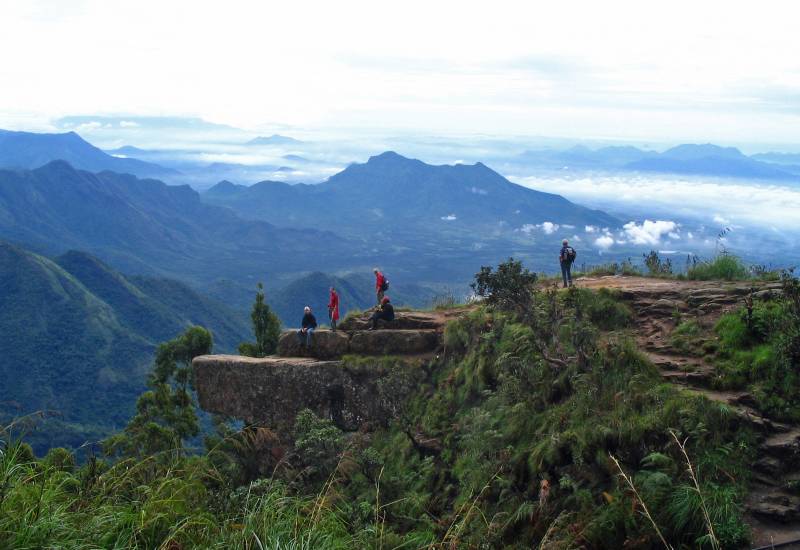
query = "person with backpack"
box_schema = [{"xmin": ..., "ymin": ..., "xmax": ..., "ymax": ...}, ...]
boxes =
[
  {"xmin": 559, "ymin": 239, "xmax": 577, "ymax": 288},
  {"xmin": 328, "ymin": 286, "xmax": 340, "ymax": 332},
  {"xmin": 297, "ymin": 306, "xmax": 317, "ymax": 347},
  {"xmin": 368, "ymin": 296, "xmax": 395, "ymax": 330},
  {"xmin": 374, "ymin": 268, "xmax": 389, "ymax": 304}
]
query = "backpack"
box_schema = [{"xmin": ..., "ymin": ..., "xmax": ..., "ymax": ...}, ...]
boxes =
[
  {"xmin": 380, "ymin": 278, "xmax": 389, "ymax": 292},
  {"xmin": 565, "ymin": 247, "xmax": 577, "ymax": 263}
]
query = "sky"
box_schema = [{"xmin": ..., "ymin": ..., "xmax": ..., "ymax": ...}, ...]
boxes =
[{"xmin": 1, "ymin": 0, "xmax": 800, "ymax": 146}]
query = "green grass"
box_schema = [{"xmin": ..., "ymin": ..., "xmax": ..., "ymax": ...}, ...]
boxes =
[
  {"xmin": 3, "ymin": 286, "xmax": 768, "ymax": 549},
  {"xmin": 687, "ymin": 255, "xmax": 749, "ymax": 281}
]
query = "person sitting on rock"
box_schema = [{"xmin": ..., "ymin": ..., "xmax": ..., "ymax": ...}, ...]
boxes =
[
  {"xmin": 374, "ymin": 267, "xmax": 388, "ymax": 305},
  {"xmin": 297, "ymin": 306, "xmax": 317, "ymax": 347},
  {"xmin": 559, "ymin": 238, "xmax": 577, "ymax": 288},
  {"xmin": 328, "ymin": 286, "xmax": 340, "ymax": 332},
  {"xmin": 368, "ymin": 296, "xmax": 395, "ymax": 331}
]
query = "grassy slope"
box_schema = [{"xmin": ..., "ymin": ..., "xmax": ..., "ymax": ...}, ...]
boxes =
[
  {"xmin": 0, "ymin": 287, "xmax": 762, "ymax": 548},
  {"xmin": 0, "ymin": 242, "xmax": 249, "ymax": 453}
]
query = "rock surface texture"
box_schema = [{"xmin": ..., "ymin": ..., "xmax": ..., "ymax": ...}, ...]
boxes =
[{"xmin": 194, "ymin": 310, "xmax": 459, "ymax": 432}]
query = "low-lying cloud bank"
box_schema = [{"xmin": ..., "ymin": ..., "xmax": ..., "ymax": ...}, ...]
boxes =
[{"xmin": 511, "ymin": 173, "xmax": 800, "ymax": 232}]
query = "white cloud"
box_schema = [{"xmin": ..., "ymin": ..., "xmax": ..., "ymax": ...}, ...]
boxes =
[
  {"xmin": 519, "ymin": 224, "xmax": 536, "ymax": 234},
  {"xmin": 668, "ymin": 231, "xmax": 681, "ymax": 240},
  {"xmin": 585, "ymin": 225, "xmax": 597, "ymax": 233},
  {"xmin": 75, "ymin": 121, "xmax": 102, "ymax": 132},
  {"xmin": 119, "ymin": 120, "xmax": 139, "ymax": 127},
  {"xmin": 2, "ymin": 2, "xmax": 800, "ymax": 142},
  {"xmin": 469, "ymin": 186, "xmax": 488, "ymax": 195},
  {"xmin": 540, "ymin": 221, "xmax": 559, "ymax": 234},
  {"xmin": 594, "ymin": 235, "xmax": 614, "ymax": 249},
  {"xmin": 441, "ymin": 214, "xmax": 457, "ymax": 221},
  {"xmin": 512, "ymin": 174, "xmax": 800, "ymax": 232},
  {"xmin": 622, "ymin": 220, "xmax": 678, "ymax": 245}
]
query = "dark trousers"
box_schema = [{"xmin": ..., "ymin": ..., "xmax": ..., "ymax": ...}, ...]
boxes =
[
  {"xmin": 370, "ymin": 310, "xmax": 393, "ymax": 329},
  {"xmin": 296, "ymin": 327, "xmax": 315, "ymax": 346},
  {"xmin": 561, "ymin": 262, "xmax": 572, "ymax": 287}
]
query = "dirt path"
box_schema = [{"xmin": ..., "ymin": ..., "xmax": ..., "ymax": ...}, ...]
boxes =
[{"xmin": 576, "ymin": 276, "xmax": 798, "ymax": 548}]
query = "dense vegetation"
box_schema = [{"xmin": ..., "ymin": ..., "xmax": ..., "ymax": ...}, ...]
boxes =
[
  {"xmin": 0, "ymin": 241, "xmax": 249, "ymax": 454},
  {"xmin": 2, "ymin": 260, "xmax": 779, "ymax": 549}
]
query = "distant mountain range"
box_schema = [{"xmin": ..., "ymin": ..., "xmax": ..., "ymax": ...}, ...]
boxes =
[
  {"xmin": 515, "ymin": 143, "xmax": 800, "ymax": 181},
  {"xmin": 0, "ymin": 241, "xmax": 249, "ymax": 453},
  {"xmin": 245, "ymin": 134, "xmax": 303, "ymax": 146},
  {"xmin": 205, "ymin": 151, "xmax": 618, "ymax": 240},
  {"xmin": 0, "ymin": 129, "xmax": 177, "ymax": 178},
  {"xmin": 0, "ymin": 160, "xmax": 352, "ymax": 286}
]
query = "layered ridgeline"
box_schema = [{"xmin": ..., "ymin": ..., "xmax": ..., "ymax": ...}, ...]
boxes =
[
  {"xmin": 0, "ymin": 157, "xmax": 622, "ymax": 308},
  {"xmin": 0, "ymin": 161, "xmax": 352, "ymax": 287},
  {"xmin": 0, "ymin": 241, "xmax": 249, "ymax": 453},
  {"xmin": 514, "ymin": 143, "xmax": 800, "ymax": 180},
  {"xmin": 204, "ymin": 151, "xmax": 618, "ymax": 240},
  {"xmin": 0, "ymin": 129, "xmax": 176, "ymax": 178}
]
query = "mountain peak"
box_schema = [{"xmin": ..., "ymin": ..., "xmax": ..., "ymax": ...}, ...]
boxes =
[{"xmin": 662, "ymin": 143, "xmax": 745, "ymax": 160}]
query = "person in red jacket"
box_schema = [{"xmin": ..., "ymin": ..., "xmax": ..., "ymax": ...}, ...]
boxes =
[
  {"xmin": 328, "ymin": 286, "xmax": 340, "ymax": 332},
  {"xmin": 373, "ymin": 268, "xmax": 388, "ymax": 305}
]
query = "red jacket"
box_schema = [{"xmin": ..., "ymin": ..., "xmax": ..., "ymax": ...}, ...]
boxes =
[
  {"xmin": 328, "ymin": 290, "xmax": 340, "ymax": 321},
  {"xmin": 375, "ymin": 271, "xmax": 385, "ymax": 292}
]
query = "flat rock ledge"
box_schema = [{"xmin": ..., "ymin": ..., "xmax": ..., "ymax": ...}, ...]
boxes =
[
  {"xmin": 193, "ymin": 354, "xmax": 425, "ymax": 431},
  {"xmin": 277, "ymin": 328, "xmax": 441, "ymax": 359}
]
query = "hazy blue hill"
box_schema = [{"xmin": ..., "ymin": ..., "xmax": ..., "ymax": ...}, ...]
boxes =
[
  {"xmin": 517, "ymin": 145, "xmax": 655, "ymax": 167},
  {"xmin": 626, "ymin": 144, "xmax": 797, "ymax": 180},
  {"xmin": 659, "ymin": 143, "xmax": 745, "ymax": 161},
  {"xmin": 204, "ymin": 151, "xmax": 618, "ymax": 238},
  {"xmin": 751, "ymin": 152, "xmax": 800, "ymax": 165},
  {"xmin": 267, "ymin": 271, "xmax": 438, "ymax": 325},
  {"xmin": 0, "ymin": 129, "xmax": 176, "ymax": 177},
  {"xmin": 246, "ymin": 134, "xmax": 303, "ymax": 146},
  {"xmin": 0, "ymin": 161, "xmax": 355, "ymax": 285},
  {"xmin": 0, "ymin": 241, "xmax": 249, "ymax": 453}
]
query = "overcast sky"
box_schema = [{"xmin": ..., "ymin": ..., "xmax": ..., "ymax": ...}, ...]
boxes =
[{"xmin": 1, "ymin": 0, "xmax": 799, "ymax": 145}]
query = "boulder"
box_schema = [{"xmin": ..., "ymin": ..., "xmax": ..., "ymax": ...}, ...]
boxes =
[
  {"xmin": 339, "ymin": 311, "xmax": 443, "ymax": 331},
  {"xmin": 193, "ymin": 354, "xmax": 424, "ymax": 432},
  {"xmin": 350, "ymin": 329, "xmax": 440, "ymax": 355},
  {"xmin": 277, "ymin": 329, "xmax": 349, "ymax": 359}
]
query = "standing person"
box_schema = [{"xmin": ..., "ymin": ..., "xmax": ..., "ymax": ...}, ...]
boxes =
[
  {"xmin": 368, "ymin": 296, "xmax": 395, "ymax": 330},
  {"xmin": 374, "ymin": 268, "xmax": 388, "ymax": 305},
  {"xmin": 296, "ymin": 306, "xmax": 317, "ymax": 347},
  {"xmin": 559, "ymin": 239, "xmax": 577, "ymax": 288},
  {"xmin": 328, "ymin": 286, "xmax": 340, "ymax": 332}
]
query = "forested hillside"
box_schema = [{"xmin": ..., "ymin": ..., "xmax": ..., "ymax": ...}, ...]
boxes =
[{"xmin": 0, "ymin": 241, "xmax": 249, "ymax": 452}]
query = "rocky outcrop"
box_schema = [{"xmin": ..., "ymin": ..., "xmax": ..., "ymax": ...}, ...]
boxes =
[
  {"xmin": 277, "ymin": 330, "xmax": 350, "ymax": 360},
  {"xmin": 193, "ymin": 354, "xmax": 426, "ymax": 432}
]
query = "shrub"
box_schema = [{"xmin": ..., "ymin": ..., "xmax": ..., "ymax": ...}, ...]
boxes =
[
  {"xmin": 471, "ymin": 258, "xmax": 537, "ymax": 318},
  {"xmin": 687, "ymin": 255, "xmax": 748, "ymax": 281},
  {"xmin": 643, "ymin": 250, "xmax": 673, "ymax": 276}
]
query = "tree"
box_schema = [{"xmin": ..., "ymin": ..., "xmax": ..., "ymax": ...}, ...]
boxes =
[
  {"xmin": 471, "ymin": 258, "xmax": 537, "ymax": 318},
  {"xmin": 103, "ymin": 326, "xmax": 212, "ymax": 458},
  {"xmin": 238, "ymin": 283, "xmax": 282, "ymax": 357}
]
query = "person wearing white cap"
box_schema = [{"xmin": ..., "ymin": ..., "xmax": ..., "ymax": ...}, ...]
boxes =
[{"xmin": 297, "ymin": 306, "xmax": 317, "ymax": 347}]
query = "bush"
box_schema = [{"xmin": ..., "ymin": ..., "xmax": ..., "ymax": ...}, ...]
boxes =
[
  {"xmin": 643, "ymin": 250, "xmax": 673, "ymax": 276},
  {"xmin": 687, "ymin": 255, "xmax": 748, "ymax": 281},
  {"xmin": 471, "ymin": 258, "xmax": 537, "ymax": 317}
]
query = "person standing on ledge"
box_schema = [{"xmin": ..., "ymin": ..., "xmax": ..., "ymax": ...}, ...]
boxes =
[
  {"xmin": 328, "ymin": 286, "xmax": 340, "ymax": 332},
  {"xmin": 374, "ymin": 267, "xmax": 388, "ymax": 305},
  {"xmin": 297, "ymin": 306, "xmax": 317, "ymax": 347},
  {"xmin": 368, "ymin": 296, "xmax": 395, "ymax": 331},
  {"xmin": 559, "ymin": 238, "xmax": 577, "ymax": 288}
]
